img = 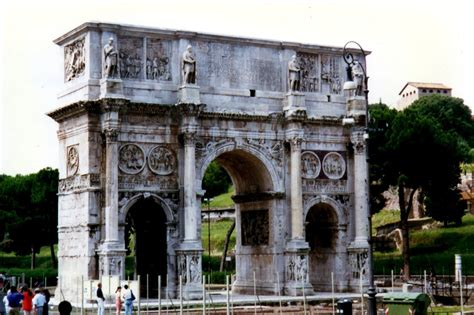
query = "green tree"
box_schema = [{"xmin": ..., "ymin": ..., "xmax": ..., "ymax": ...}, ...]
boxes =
[
  {"xmin": 368, "ymin": 95, "xmax": 474, "ymax": 279},
  {"xmin": 202, "ymin": 161, "xmax": 232, "ymax": 198},
  {"xmin": 0, "ymin": 168, "xmax": 59, "ymax": 269}
]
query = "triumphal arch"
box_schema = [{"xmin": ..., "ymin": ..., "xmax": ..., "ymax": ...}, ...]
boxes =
[{"xmin": 49, "ymin": 22, "xmax": 371, "ymax": 300}]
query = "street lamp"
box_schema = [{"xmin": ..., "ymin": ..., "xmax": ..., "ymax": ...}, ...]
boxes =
[
  {"xmin": 203, "ymin": 197, "xmax": 213, "ymax": 274},
  {"xmin": 343, "ymin": 41, "xmax": 377, "ymax": 315}
]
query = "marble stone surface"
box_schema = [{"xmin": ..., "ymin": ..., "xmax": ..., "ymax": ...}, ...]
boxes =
[{"xmin": 49, "ymin": 22, "xmax": 370, "ymax": 301}]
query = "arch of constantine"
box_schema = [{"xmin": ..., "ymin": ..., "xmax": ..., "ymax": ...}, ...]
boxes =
[{"xmin": 48, "ymin": 22, "xmax": 371, "ymax": 301}]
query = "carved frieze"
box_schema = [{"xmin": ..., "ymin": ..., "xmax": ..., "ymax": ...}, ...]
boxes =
[
  {"xmin": 321, "ymin": 55, "xmax": 342, "ymax": 94},
  {"xmin": 118, "ymin": 37, "xmax": 143, "ymax": 80},
  {"xmin": 67, "ymin": 145, "xmax": 79, "ymax": 177},
  {"xmin": 146, "ymin": 39, "xmax": 171, "ymax": 81},
  {"xmin": 241, "ymin": 209, "xmax": 269, "ymax": 246},
  {"xmin": 297, "ymin": 52, "xmax": 319, "ymax": 93},
  {"xmin": 64, "ymin": 38, "xmax": 86, "ymax": 82},
  {"xmin": 349, "ymin": 250, "xmax": 368, "ymax": 279},
  {"xmin": 148, "ymin": 146, "xmax": 176, "ymax": 175},
  {"xmin": 118, "ymin": 175, "xmax": 178, "ymax": 190},
  {"xmin": 286, "ymin": 254, "xmax": 308, "ymax": 282},
  {"xmin": 322, "ymin": 152, "xmax": 346, "ymax": 179},
  {"xmin": 301, "ymin": 151, "xmax": 321, "ymax": 179},
  {"xmin": 58, "ymin": 174, "xmax": 100, "ymax": 193},
  {"xmin": 119, "ymin": 144, "xmax": 145, "ymax": 174},
  {"xmin": 177, "ymin": 253, "xmax": 202, "ymax": 284},
  {"xmin": 302, "ymin": 179, "xmax": 347, "ymax": 194}
]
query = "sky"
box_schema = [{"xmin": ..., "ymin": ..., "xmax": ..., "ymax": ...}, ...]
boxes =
[{"xmin": 1, "ymin": 0, "xmax": 473, "ymax": 175}]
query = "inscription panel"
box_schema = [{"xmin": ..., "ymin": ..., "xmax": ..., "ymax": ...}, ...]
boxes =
[{"xmin": 195, "ymin": 41, "xmax": 282, "ymax": 91}]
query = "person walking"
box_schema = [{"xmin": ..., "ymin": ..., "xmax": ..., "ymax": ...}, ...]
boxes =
[
  {"xmin": 6, "ymin": 286, "xmax": 23, "ymax": 315},
  {"xmin": 32, "ymin": 289, "xmax": 45, "ymax": 315},
  {"xmin": 96, "ymin": 283, "xmax": 105, "ymax": 315},
  {"xmin": 114, "ymin": 287, "xmax": 122, "ymax": 315},
  {"xmin": 0, "ymin": 278, "xmax": 6, "ymax": 315},
  {"xmin": 20, "ymin": 287, "xmax": 32, "ymax": 315},
  {"xmin": 122, "ymin": 285, "xmax": 134, "ymax": 315},
  {"xmin": 41, "ymin": 289, "xmax": 50, "ymax": 315}
]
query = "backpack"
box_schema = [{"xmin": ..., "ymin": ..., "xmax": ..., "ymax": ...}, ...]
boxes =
[{"xmin": 130, "ymin": 290, "xmax": 136, "ymax": 301}]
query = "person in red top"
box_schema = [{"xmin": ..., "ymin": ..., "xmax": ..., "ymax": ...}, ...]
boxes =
[{"xmin": 20, "ymin": 286, "xmax": 33, "ymax": 315}]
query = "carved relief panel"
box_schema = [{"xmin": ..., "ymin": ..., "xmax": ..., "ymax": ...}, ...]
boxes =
[
  {"xmin": 64, "ymin": 38, "xmax": 86, "ymax": 82},
  {"xmin": 286, "ymin": 254, "xmax": 308, "ymax": 282},
  {"xmin": 118, "ymin": 144, "xmax": 178, "ymax": 190},
  {"xmin": 67, "ymin": 145, "xmax": 79, "ymax": 176},
  {"xmin": 118, "ymin": 37, "xmax": 143, "ymax": 80},
  {"xmin": 146, "ymin": 39, "xmax": 172, "ymax": 81},
  {"xmin": 296, "ymin": 53, "xmax": 319, "ymax": 93},
  {"xmin": 321, "ymin": 55, "xmax": 342, "ymax": 94},
  {"xmin": 322, "ymin": 152, "xmax": 346, "ymax": 180},
  {"xmin": 241, "ymin": 209, "xmax": 269, "ymax": 246},
  {"xmin": 118, "ymin": 144, "xmax": 145, "ymax": 174},
  {"xmin": 301, "ymin": 151, "xmax": 321, "ymax": 179},
  {"xmin": 148, "ymin": 146, "xmax": 176, "ymax": 175},
  {"xmin": 301, "ymin": 151, "xmax": 347, "ymax": 194}
]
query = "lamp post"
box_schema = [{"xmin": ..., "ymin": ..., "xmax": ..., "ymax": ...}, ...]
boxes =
[
  {"xmin": 342, "ymin": 41, "xmax": 377, "ymax": 315},
  {"xmin": 203, "ymin": 197, "xmax": 213, "ymax": 274}
]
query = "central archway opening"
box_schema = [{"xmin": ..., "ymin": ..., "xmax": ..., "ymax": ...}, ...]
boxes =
[
  {"xmin": 125, "ymin": 197, "xmax": 167, "ymax": 296},
  {"xmin": 200, "ymin": 148, "xmax": 277, "ymax": 294}
]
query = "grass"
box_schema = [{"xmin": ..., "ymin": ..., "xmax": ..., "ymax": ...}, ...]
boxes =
[
  {"xmin": 201, "ymin": 218, "xmax": 236, "ymax": 256},
  {"xmin": 204, "ymin": 186, "xmax": 235, "ymax": 209},
  {"xmin": 372, "ymin": 209, "xmax": 400, "ymax": 231},
  {"xmin": 374, "ymin": 213, "xmax": 474, "ymax": 275}
]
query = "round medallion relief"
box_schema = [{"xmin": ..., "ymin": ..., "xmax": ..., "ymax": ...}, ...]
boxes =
[
  {"xmin": 322, "ymin": 152, "xmax": 346, "ymax": 179},
  {"xmin": 301, "ymin": 151, "xmax": 321, "ymax": 179},
  {"xmin": 119, "ymin": 144, "xmax": 145, "ymax": 174},
  {"xmin": 148, "ymin": 146, "xmax": 176, "ymax": 175},
  {"xmin": 67, "ymin": 146, "xmax": 79, "ymax": 176}
]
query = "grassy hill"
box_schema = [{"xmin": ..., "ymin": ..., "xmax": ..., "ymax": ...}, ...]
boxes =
[{"xmin": 373, "ymin": 212, "xmax": 474, "ymax": 275}]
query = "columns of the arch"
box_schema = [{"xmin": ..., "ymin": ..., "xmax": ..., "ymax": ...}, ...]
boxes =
[
  {"xmin": 285, "ymin": 135, "xmax": 313, "ymax": 295},
  {"xmin": 177, "ymin": 102, "xmax": 203, "ymax": 300},
  {"xmin": 350, "ymin": 130, "xmax": 370, "ymax": 248},
  {"xmin": 104, "ymin": 128, "xmax": 119, "ymax": 243},
  {"xmin": 99, "ymin": 102, "xmax": 126, "ymax": 277},
  {"xmin": 290, "ymin": 137, "xmax": 304, "ymax": 240},
  {"xmin": 183, "ymin": 132, "xmax": 198, "ymax": 241},
  {"xmin": 348, "ymin": 129, "xmax": 370, "ymax": 290}
]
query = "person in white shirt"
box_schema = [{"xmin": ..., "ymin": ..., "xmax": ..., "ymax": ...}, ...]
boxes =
[
  {"xmin": 122, "ymin": 285, "xmax": 134, "ymax": 315},
  {"xmin": 32, "ymin": 289, "xmax": 46, "ymax": 315}
]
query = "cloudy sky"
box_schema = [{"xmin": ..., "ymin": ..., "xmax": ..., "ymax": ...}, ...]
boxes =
[{"xmin": 1, "ymin": 0, "xmax": 473, "ymax": 175}]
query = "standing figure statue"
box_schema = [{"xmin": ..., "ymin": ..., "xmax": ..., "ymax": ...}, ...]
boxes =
[
  {"xmin": 103, "ymin": 37, "xmax": 119, "ymax": 78},
  {"xmin": 182, "ymin": 45, "xmax": 196, "ymax": 84},
  {"xmin": 351, "ymin": 59, "xmax": 364, "ymax": 96},
  {"xmin": 288, "ymin": 55, "xmax": 301, "ymax": 92}
]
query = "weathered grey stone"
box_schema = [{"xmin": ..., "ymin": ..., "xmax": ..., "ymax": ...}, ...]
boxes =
[{"xmin": 49, "ymin": 22, "xmax": 371, "ymax": 301}]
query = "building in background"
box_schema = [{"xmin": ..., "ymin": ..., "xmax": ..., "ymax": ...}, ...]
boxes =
[{"xmin": 397, "ymin": 82, "xmax": 451, "ymax": 110}]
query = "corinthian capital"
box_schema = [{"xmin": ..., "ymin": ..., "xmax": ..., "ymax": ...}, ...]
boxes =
[
  {"xmin": 104, "ymin": 128, "xmax": 119, "ymax": 142},
  {"xmin": 183, "ymin": 132, "xmax": 196, "ymax": 146},
  {"xmin": 290, "ymin": 137, "xmax": 303, "ymax": 152},
  {"xmin": 350, "ymin": 130, "xmax": 366, "ymax": 154}
]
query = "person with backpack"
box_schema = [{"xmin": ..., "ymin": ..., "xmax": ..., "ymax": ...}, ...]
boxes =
[{"xmin": 122, "ymin": 285, "xmax": 135, "ymax": 315}]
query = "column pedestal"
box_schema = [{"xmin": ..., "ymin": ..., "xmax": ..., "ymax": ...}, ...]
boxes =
[
  {"xmin": 284, "ymin": 92, "xmax": 306, "ymax": 116},
  {"xmin": 98, "ymin": 243, "xmax": 127, "ymax": 277},
  {"xmin": 178, "ymin": 85, "xmax": 200, "ymax": 104},
  {"xmin": 284, "ymin": 239, "xmax": 313, "ymax": 295},
  {"xmin": 346, "ymin": 96, "xmax": 366, "ymax": 118},
  {"xmin": 100, "ymin": 78, "xmax": 125, "ymax": 98},
  {"xmin": 347, "ymin": 245, "xmax": 369, "ymax": 290},
  {"xmin": 176, "ymin": 241, "xmax": 203, "ymax": 300}
]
